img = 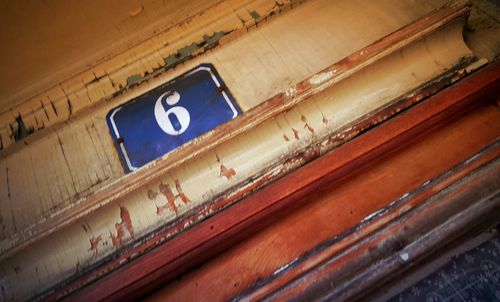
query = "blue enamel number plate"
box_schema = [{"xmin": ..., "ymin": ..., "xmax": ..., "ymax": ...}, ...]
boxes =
[{"xmin": 106, "ymin": 64, "xmax": 240, "ymax": 173}]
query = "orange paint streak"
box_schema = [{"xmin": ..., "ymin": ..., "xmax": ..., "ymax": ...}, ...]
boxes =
[
  {"xmin": 220, "ymin": 164, "xmax": 236, "ymax": 180},
  {"xmin": 175, "ymin": 180, "xmax": 190, "ymax": 205},
  {"xmin": 121, "ymin": 207, "xmax": 134, "ymax": 237},
  {"xmin": 110, "ymin": 207, "xmax": 134, "ymax": 247},
  {"xmin": 111, "ymin": 224, "xmax": 124, "ymax": 247},
  {"xmin": 159, "ymin": 183, "xmax": 178, "ymax": 215},
  {"xmin": 89, "ymin": 235, "xmax": 102, "ymax": 255},
  {"xmin": 154, "ymin": 181, "xmax": 190, "ymax": 215}
]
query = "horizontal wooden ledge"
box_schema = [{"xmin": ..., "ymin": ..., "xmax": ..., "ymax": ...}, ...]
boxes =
[
  {"xmin": 4, "ymin": 0, "xmax": 472, "ymax": 260},
  {"xmin": 60, "ymin": 55, "xmax": 500, "ymax": 301}
]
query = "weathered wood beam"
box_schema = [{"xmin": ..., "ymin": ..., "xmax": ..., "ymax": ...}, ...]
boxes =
[
  {"xmin": 0, "ymin": 2, "xmax": 483, "ymax": 300},
  {"xmin": 5, "ymin": 0, "xmax": 472, "ymax": 260}
]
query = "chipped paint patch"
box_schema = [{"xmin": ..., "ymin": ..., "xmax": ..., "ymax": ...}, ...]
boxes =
[
  {"xmin": 250, "ymin": 11, "xmax": 261, "ymax": 21},
  {"xmin": 286, "ymin": 86, "xmax": 297, "ymax": 97},
  {"xmin": 309, "ymin": 71, "xmax": 335, "ymax": 86},
  {"xmin": 89, "ymin": 235, "xmax": 102, "ymax": 255},
  {"xmin": 126, "ymin": 74, "xmax": 143, "ymax": 87},
  {"xmin": 220, "ymin": 164, "xmax": 236, "ymax": 180},
  {"xmin": 164, "ymin": 31, "xmax": 228, "ymax": 68},
  {"xmin": 110, "ymin": 207, "xmax": 134, "ymax": 247},
  {"xmin": 0, "ymin": 0, "xmax": 311, "ymax": 152},
  {"xmin": 153, "ymin": 180, "xmax": 190, "ymax": 216},
  {"xmin": 175, "ymin": 180, "xmax": 190, "ymax": 205},
  {"xmin": 158, "ymin": 182, "xmax": 179, "ymax": 215}
]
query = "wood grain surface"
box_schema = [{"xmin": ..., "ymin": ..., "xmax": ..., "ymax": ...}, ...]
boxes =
[{"xmin": 0, "ymin": 1, "xmax": 489, "ymax": 301}]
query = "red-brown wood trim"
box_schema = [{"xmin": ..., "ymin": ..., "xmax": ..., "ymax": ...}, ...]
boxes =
[
  {"xmin": 237, "ymin": 140, "xmax": 500, "ymax": 301},
  {"xmin": 61, "ymin": 61, "xmax": 499, "ymax": 301},
  {"xmin": 10, "ymin": 1, "xmax": 471, "ymax": 260},
  {"xmin": 253, "ymin": 146, "xmax": 500, "ymax": 302}
]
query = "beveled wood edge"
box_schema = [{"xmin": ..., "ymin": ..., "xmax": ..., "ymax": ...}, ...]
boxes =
[
  {"xmin": 57, "ymin": 50, "xmax": 499, "ymax": 302},
  {"xmin": 3, "ymin": 0, "xmax": 472, "ymax": 260}
]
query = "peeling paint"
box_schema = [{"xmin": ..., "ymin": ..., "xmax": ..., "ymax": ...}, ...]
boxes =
[
  {"xmin": 202, "ymin": 31, "xmax": 226, "ymax": 46},
  {"xmin": 126, "ymin": 74, "xmax": 143, "ymax": 87},
  {"xmin": 89, "ymin": 235, "xmax": 102, "ymax": 255},
  {"xmin": 220, "ymin": 164, "xmax": 236, "ymax": 180},
  {"xmin": 0, "ymin": 6, "xmax": 481, "ymax": 299},
  {"xmin": 164, "ymin": 31, "xmax": 228, "ymax": 69},
  {"xmin": 286, "ymin": 86, "xmax": 297, "ymax": 97},
  {"xmin": 175, "ymin": 180, "xmax": 190, "ymax": 205},
  {"xmin": 154, "ymin": 180, "xmax": 190, "ymax": 216},
  {"xmin": 110, "ymin": 207, "xmax": 134, "ymax": 247},
  {"xmin": 158, "ymin": 182, "xmax": 179, "ymax": 215},
  {"xmin": 250, "ymin": 10, "xmax": 261, "ymax": 21},
  {"xmin": 0, "ymin": 0, "xmax": 311, "ymax": 152},
  {"xmin": 13, "ymin": 116, "xmax": 31, "ymax": 141}
]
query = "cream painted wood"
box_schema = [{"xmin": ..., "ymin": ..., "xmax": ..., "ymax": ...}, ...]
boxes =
[
  {"xmin": 0, "ymin": 0, "xmax": 456, "ymax": 249},
  {"xmin": 0, "ymin": 0, "xmax": 288, "ymax": 149}
]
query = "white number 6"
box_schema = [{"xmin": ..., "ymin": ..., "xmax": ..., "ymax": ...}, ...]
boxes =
[{"xmin": 154, "ymin": 91, "xmax": 190, "ymax": 136}]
